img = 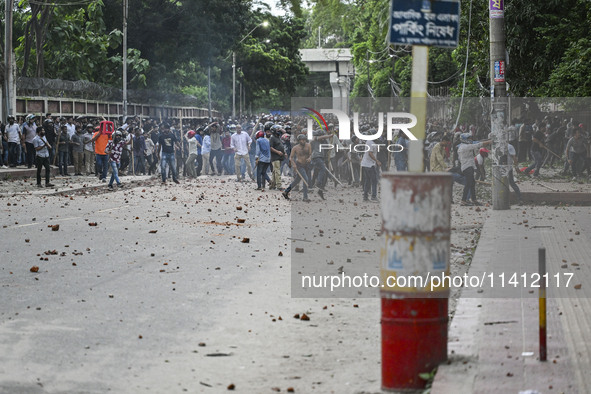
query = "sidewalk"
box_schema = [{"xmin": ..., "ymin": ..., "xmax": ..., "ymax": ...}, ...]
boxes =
[{"xmin": 432, "ymin": 205, "xmax": 591, "ymax": 394}]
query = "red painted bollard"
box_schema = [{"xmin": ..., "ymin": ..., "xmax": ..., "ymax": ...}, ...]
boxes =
[{"xmin": 379, "ymin": 173, "xmax": 452, "ymax": 390}]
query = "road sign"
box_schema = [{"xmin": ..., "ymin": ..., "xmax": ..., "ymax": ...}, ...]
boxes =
[{"xmin": 388, "ymin": 0, "xmax": 460, "ymax": 48}]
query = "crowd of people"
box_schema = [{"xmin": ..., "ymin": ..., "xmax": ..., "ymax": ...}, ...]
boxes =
[{"xmin": 0, "ymin": 112, "xmax": 589, "ymax": 203}]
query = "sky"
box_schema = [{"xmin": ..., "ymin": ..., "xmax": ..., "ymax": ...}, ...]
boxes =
[{"xmin": 257, "ymin": 0, "xmax": 287, "ymax": 16}]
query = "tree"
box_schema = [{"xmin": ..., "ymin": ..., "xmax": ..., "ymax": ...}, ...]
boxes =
[{"xmin": 238, "ymin": 13, "xmax": 308, "ymax": 109}]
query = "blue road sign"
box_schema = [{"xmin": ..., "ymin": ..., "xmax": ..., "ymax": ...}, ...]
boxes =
[{"xmin": 389, "ymin": 0, "xmax": 460, "ymax": 48}]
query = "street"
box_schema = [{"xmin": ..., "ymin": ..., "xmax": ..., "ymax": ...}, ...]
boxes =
[{"xmin": 0, "ymin": 176, "xmax": 385, "ymax": 393}]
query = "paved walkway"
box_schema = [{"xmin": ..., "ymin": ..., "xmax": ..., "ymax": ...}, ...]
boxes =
[{"xmin": 433, "ymin": 205, "xmax": 591, "ymax": 393}]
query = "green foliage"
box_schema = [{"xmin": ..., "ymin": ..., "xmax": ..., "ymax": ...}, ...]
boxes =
[
  {"xmin": 302, "ymin": 0, "xmax": 352, "ymax": 48},
  {"xmin": 238, "ymin": 14, "xmax": 308, "ymax": 107}
]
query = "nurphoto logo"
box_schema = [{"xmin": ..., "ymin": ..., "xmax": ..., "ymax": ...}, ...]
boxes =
[{"xmin": 303, "ymin": 107, "xmax": 419, "ymax": 153}]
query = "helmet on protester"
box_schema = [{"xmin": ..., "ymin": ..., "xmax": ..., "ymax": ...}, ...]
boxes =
[
  {"xmin": 113, "ymin": 131, "xmax": 122, "ymax": 138},
  {"xmin": 86, "ymin": 123, "xmax": 94, "ymax": 130},
  {"xmin": 479, "ymin": 148, "xmax": 490, "ymax": 157},
  {"xmin": 312, "ymin": 129, "xmax": 324, "ymax": 137},
  {"xmin": 460, "ymin": 133, "xmax": 473, "ymax": 143},
  {"xmin": 271, "ymin": 124, "xmax": 283, "ymax": 136},
  {"xmin": 264, "ymin": 121, "xmax": 274, "ymax": 131},
  {"xmin": 297, "ymin": 134, "xmax": 307, "ymax": 142},
  {"xmin": 26, "ymin": 114, "xmax": 35, "ymax": 122},
  {"xmin": 187, "ymin": 130, "xmax": 196, "ymax": 139},
  {"xmin": 7, "ymin": 115, "xmax": 15, "ymax": 122},
  {"xmin": 281, "ymin": 133, "xmax": 291, "ymax": 142},
  {"xmin": 255, "ymin": 130, "xmax": 265, "ymax": 139}
]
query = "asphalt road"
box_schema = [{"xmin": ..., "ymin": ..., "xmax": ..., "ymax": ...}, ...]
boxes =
[{"xmin": 0, "ymin": 177, "xmax": 382, "ymax": 394}]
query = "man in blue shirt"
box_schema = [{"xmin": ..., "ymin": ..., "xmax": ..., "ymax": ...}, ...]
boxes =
[{"xmin": 255, "ymin": 131, "xmax": 272, "ymax": 191}]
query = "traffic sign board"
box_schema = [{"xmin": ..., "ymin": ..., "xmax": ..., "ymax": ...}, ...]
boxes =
[{"xmin": 388, "ymin": 0, "xmax": 460, "ymax": 48}]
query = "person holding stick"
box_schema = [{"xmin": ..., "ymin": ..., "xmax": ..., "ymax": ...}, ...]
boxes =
[{"xmin": 282, "ymin": 134, "xmax": 312, "ymax": 202}]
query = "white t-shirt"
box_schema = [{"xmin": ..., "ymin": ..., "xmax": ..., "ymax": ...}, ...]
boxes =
[
  {"xmin": 507, "ymin": 144, "xmax": 516, "ymax": 166},
  {"xmin": 23, "ymin": 122, "xmax": 37, "ymax": 144},
  {"xmin": 66, "ymin": 123, "xmax": 76, "ymax": 138},
  {"xmin": 6, "ymin": 124, "xmax": 21, "ymax": 143},
  {"xmin": 230, "ymin": 132, "xmax": 252, "ymax": 156},
  {"xmin": 458, "ymin": 142, "xmax": 483, "ymax": 172},
  {"xmin": 361, "ymin": 140, "xmax": 378, "ymax": 168}
]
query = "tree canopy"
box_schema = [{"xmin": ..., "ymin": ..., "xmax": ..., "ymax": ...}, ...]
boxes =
[{"xmin": 2, "ymin": 0, "xmax": 591, "ymax": 115}]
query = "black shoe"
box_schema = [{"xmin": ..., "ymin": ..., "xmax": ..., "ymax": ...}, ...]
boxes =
[
  {"xmin": 318, "ymin": 189, "xmax": 325, "ymax": 200},
  {"xmin": 45, "ymin": 183, "xmax": 55, "ymax": 188},
  {"xmin": 302, "ymin": 198, "xmax": 311, "ymax": 202},
  {"xmin": 173, "ymin": 179, "xmax": 180, "ymax": 184},
  {"xmin": 282, "ymin": 191, "xmax": 290, "ymax": 200},
  {"xmin": 36, "ymin": 183, "xmax": 43, "ymax": 188},
  {"xmin": 118, "ymin": 183, "xmax": 124, "ymax": 188}
]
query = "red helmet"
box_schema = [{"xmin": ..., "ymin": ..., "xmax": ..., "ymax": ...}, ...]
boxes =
[
  {"xmin": 255, "ymin": 130, "xmax": 264, "ymax": 139},
  {"xmin": 479, "ymin": 148, "xmax": 490, "ymax": 157},
  {"xmin": 187, "ymin": 130, "xmax": 196, "ymax": 138}
]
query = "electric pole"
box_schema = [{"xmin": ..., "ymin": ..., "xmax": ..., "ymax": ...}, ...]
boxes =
[
  {"xmin": 122, "ymin": 0, "xmax": 128, "ymax": 118},
  {"xmin": 489, "ymin": 0, "xmax": 510, "ymax": 209},
  {"xmin": 4, "ymin": 0, "xmax": 14, "ymax": 119}
]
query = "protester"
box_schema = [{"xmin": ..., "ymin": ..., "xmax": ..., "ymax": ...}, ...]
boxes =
[
  {"xmin": 105, "ymin": 130, "xmax": 130, "ymax": 189},
  {"xmin": 57, "ymin": 124, "xmax": 71, "ymax": 176},
  {"xmin": 71, "ymin": 125, "xmax": 85, "ymax": 175},
  {"xmin": 22, "ymin": 115, "xmax": 37, "ymax": 169},
  {"xmin": 156, "ymin": 124, "xmax": 180, "ymax": 184},
  {"xmin": 91, "ymin": 124, "xmax": 110, "ymax": 182},
  {"xmin": 83, "ymin": 125, "xmax": 95, "ymax": 175},
  {"xmin": 5, "ymin": 116, "xmax": 21, "ymax": 167},
  {"xmin": 231, "ymin": 124, "xmax": 254, "ymax": 182},
  {"xmin": 184, "ymin": 130, "xmax": 199, "ymax": 178},
  {"xmin": 457, "ymin": 133, "xmax": 492, "ymax": 206},
  {"xmin": 269, "ymin": 125, "xmax": 285, "ymax": 190},
  {"xmin": 283, "ymin": 134, "xmax": 312, "ymax": 202},
  {"xmin": 360, "ymin": 138, "xmax": 379, "ymax": 202},
  {"xmin": 33, "ymin": 126, "xmax": 54, "ymax": 188},
  {"xmin": 255, "ymin": 130, "xmax": 271, "ymax": 191}
]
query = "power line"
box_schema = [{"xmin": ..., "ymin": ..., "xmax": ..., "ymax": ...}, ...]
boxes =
[{"xmin": 28, "ymin": 0, "xmax": 97, "ymax": 6}]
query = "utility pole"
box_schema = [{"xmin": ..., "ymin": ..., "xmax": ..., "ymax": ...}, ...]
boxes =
[
  {"xmin": 4, "ymin": 0, "xmax": 14, "ymax": 119},
  {"xmin": 207, "ymin": 65, "xmax": 212, "ymax": 121},
  {"xmin": 408, "ymin": 45, "xmax": 428, "ymax": 172},
  {"xmin": 232, "ymin": 52, "xmax": 236, "ymax": 120},
  {"xmin": 489, "ymin": 0, "xmax": 510, "ymax": 209},
  {"xmin": 122, "ymin": 0, "xmax": 128, "ymax": 118}
]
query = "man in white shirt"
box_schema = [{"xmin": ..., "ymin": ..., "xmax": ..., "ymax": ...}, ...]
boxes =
[
  {"xmin": 22, "ymin": 114, "xmax": 38, "ymax": 168},
  {"xmin": 231, "ymin": 125, "xmax": 254, "ymax": 182},
  {"xmin": 360, "ymin": 139, "xmax": 379, "ymax": 202},
  {"xmin": 457, "ymin": 133, "xmax": 491, "ymax": 206},
  {"xmin": 5, "ymin": 116, "xmax": 22, "ymax": 167}
]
